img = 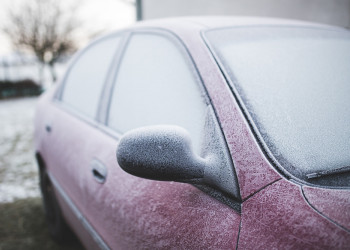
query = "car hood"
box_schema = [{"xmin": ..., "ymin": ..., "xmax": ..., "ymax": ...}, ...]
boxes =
[{"xmin": 302, "ymin": 186, "xmax": 350, "ymax": 231}]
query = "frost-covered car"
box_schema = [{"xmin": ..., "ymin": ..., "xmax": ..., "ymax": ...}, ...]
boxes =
[{"xmin": 34, "ymin": 17, "xmax": 350, "ymax": 249}]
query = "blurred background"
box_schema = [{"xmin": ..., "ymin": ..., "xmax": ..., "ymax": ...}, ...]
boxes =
[{"xmin": 0, "ymin": 0, "xmax": 349, "ymax": 249}]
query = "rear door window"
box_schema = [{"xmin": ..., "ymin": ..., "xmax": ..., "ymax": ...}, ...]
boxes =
[{"xmin": 61, "ymin": 36, "xmax": 121, "ymax": 119}]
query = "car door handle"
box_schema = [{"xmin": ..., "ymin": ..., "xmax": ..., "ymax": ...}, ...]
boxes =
[
  {"xmin": 45, "ymin": 124, "xmax": 52, "ymax": 133},
  {"xmin": 91, "ymin": 159, "xmax": 107, "ymax": 183}
]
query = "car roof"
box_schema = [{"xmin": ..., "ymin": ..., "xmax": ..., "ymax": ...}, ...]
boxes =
[
  {"xmin": 102, "ymin": 16, "xmax": 346, "ymax": 42},
  {"xmin": 98, "ymin": 16, "xmax": 345, "ymax": 44},
  {"xmin": 132, "ymin": 16, "xmax": 337, "ymax": 31}
]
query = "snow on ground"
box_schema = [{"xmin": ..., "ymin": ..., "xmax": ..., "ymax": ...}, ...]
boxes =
[{"xmin": 0, "ymin": 97, "xmax": 40, "ymax": 203}]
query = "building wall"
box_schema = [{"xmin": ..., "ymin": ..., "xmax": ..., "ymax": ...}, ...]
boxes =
[{"xmin": 141, "ymin": 0, "xmax": 350, "ymax": 27}]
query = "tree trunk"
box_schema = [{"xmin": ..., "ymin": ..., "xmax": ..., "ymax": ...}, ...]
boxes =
[
  {"xmin": 38, "ymin": 63, "xmax": 45, "ymax": 86},
  {"xmin": 2, "ymin": 58, "xmax": 10, "ymax": 82},
  {"xmin": 48, "ymin": 63, "xmax": 57, "ymax": 83}
]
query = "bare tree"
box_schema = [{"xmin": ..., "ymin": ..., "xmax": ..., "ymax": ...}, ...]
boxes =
[{"xmin": 3, "ymin": 0, "xmax": 80, "ymax": 83}]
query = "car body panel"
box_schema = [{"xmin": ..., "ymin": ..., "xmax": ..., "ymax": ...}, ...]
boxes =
[
  {"xmin": 303, "ymin": 186, "xmax": 350, "ymax": 231},
  {"xmin": 37, "ymin": 82, "xmax": 242, "ymax": 250},
  {"xmin": 84, "ymin": 128, "xmax": 241, "ymax": 248},
  {"xmin": 41, "ymin": 102, "xmax": 93, "ymax": 215},
  {"xmin": 35, "ymin": 86, "xmax": 104, "ymax": 249},
  {"xmin": 50, "ymin": 172, "xmax": 103, "ymax": 250},
  {"xmin": 239, "ymin": 179, "xmax": 350, "ymax": 249}
]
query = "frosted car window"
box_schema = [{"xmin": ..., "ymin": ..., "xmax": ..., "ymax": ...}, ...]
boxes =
[
  {"xmin": 108, "ymin": 34, "xmax": 207, "ymax": 154},
  {"xmin": 206, "ymin": 27, "xmax": 350, "ymax": 181},
  {"xmin": 62, "ymin": 36, "xmax": 120, "ymax": 118}
]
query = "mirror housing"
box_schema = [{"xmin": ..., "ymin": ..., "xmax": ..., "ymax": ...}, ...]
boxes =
[
  {"xmin": 116, "ymin": 126, "xmax": 205, "ymax": 183},
  {"xmin": 116, "ymin": 106, "xmax": 241, "ymax": 201}
]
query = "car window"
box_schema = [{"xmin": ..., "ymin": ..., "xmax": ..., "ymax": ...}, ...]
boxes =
[
  {"xmin": 61, "ymin": 36, "xmax": 121, "ymax": 118},
  {"xmin": 206, "ymin": 27, "xmax": 350, "ymax": 185},
  {"xmin": 108, "ymin": 33, "xmax": 207, "ymax": 154}
]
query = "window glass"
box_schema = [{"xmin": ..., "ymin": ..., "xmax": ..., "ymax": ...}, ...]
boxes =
[
  {"xmin": 62, "ymin": 36, "xmax": 121, "ymax": 118},
  {"xmin": 108, "ymin": 33, "xmax": 207, "ymax": 153},
  {"xmin": 206, "ymin": 27, "xmax": 350, "ymax": 182}
]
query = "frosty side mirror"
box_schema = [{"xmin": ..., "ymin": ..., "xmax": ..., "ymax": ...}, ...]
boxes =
[{"xmin": 116, "ymin": 126, "xmax": 206, "ymax": 183}]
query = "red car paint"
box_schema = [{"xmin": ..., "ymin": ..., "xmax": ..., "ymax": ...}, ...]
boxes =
[
  {"xmin": 303, "ymin": 186, "xmax": 350, "ymax": 231},
  {"xmin": 240, "ymin": 179, "xmax": 350, "ymax": 249},
  {"xmin": 35, "ymin": 17, "xmax": 350, "ymax": 249}
]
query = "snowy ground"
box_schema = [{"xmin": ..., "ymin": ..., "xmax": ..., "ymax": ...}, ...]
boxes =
[{"xmin": 0, "ymin": 97, "xmax": 40, "ymax": 203}]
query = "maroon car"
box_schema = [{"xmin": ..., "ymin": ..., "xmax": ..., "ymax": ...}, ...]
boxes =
[{"xmin": 34, "ymin": 17, "xmax": 350, "ymax": 249}]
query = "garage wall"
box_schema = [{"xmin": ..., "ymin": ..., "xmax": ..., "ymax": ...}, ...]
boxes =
[{"xmin": 140, "ymin": 0, "xmax": 350, "ymax": 27}]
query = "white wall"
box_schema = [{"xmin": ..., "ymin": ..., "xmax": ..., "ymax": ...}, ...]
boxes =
[{"xmin": 142, "ymin": 0, "xmax": 350, "ymax": 27}]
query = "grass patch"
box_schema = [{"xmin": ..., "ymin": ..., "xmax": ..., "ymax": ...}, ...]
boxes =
[{"xmin": 0, "ymin": 198, "xmax": 84, "ymax": 250}]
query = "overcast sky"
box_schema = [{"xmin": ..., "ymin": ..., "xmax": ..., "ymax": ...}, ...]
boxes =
[{"xmin": 0, "ymin": 0, "xmax": 136, "ymax": 55}]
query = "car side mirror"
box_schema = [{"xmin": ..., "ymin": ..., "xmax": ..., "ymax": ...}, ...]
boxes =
[
  {"xmin": 116, "ymin": 106, "xmax": 241, "ymax": 201},
  {"xmin": 116, "ymin": 126, "xmax": 206, "ymax": 183}
]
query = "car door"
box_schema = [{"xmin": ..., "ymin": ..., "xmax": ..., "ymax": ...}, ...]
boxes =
[
  {"xmin": 42, "ymin": 34, "xmax": 123, "ymax": 244},
  {"xmin": 83, "ymin": 30, "xmax": 242, "ymax": 249}
]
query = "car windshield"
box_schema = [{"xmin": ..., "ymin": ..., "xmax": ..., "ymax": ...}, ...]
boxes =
[{"xmin": 205, "ymin": 26, "xmax": 350, "ymax": 185}]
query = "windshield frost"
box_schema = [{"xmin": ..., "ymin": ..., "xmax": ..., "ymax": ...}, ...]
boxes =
[{"xmin": 206, "ymin": 27, "xmax": 350, "ymax": 180}]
